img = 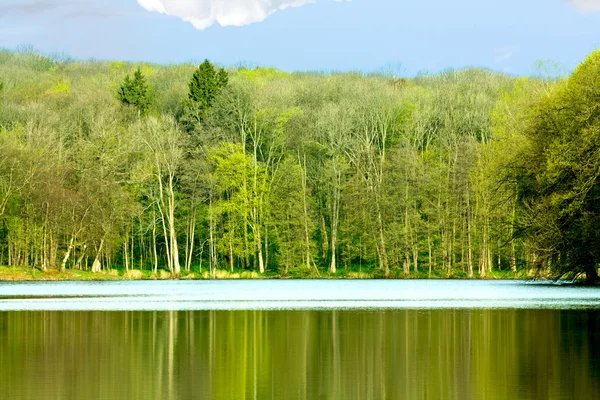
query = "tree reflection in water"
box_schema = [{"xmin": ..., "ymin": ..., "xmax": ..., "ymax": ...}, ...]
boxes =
[{"xmin": 1, "ymin": 309, "xmax": 599, "ymax": 400}]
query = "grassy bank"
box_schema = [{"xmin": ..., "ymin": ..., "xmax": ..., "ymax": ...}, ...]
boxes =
[{"xmin": 0, "ymin": 265, "xmax": 531, "ymax": 281}]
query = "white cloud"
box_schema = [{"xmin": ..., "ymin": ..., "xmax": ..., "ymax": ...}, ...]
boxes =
[
  {"xmin": 568, "ymin": 0, "xmax": 600, "ymax": 12},
  {"xmin": 137, "ymin": 0, "xmax": 349, "ymax": 30}
]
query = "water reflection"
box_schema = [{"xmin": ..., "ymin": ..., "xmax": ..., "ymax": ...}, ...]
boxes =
[{"xmin": 1, "ymin": 310, "xmax": 599, "ymax": 399}]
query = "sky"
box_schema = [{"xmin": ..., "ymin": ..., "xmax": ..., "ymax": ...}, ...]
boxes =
[{"xmin": 1, "ymin": 0, "xmax": 599, "ymax": 76}]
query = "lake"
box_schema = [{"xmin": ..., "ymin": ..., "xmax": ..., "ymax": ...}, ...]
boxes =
[{"xmin": 1, "ymin": 280, "xmax": 599, "ymax": 399}]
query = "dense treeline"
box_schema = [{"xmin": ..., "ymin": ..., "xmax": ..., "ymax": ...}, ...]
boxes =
[{"xmin": 0, "ymin": 49, "xmax": 598, "ymax": 280}]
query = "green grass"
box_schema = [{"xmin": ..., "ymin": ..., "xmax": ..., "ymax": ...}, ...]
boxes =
[
  {"xmin": 0, "ymin": 264, "xmax": 534, "ymax": 281},
  {"xmin": 0, "ymin": 266, "xmax": 122, "ymax": 281}
]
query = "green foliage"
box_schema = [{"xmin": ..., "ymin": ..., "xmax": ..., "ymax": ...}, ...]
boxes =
[
  {"xmin": 109, "ymin": 61, "xmax": 127, "ymax": 72},
  {"xmin": 4, "ymin": 48, "xmax": 600, "ymax": 281},
  {"xmin": 181, "ymin": 60, "xmax": 228, "ymax": 131},
  {"xmin": 505, "ymin": 50, "xmax": 600, "ymax": 282},
  {"xmin": 118, "ymin": 68, "xmax": 152, "ymax": 115},
  {"xmin": 216, "ymin": 67, "xmax": 229, "ymax": 88},
  {"xmin": 269, "ymin": 158, "xmax": 308, "ymax": 274},
  {"xmin": 238, "ymin": 67, "xmax": 290, "ymax": 81},
  {"xmin": 50, "ymin": 80, "xmax": 71, "ymax": 95}
]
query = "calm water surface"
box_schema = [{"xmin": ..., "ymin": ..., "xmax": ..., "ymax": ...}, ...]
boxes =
[{"xmin": 1, "ymin": 280, "xmax": 599, "ymax": 399}]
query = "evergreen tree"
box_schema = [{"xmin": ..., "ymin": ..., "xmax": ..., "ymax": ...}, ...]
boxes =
[
  {"xmin": 216, "ymin": 67, "xmax": 229, "ymax": 89},
  {"xmin": 188, "ymin": 60, "xmax": 218, "ymax": 108},
  {"xmin": 118, "ymin": 68, "xmax": 151, "ymax": 115},
  {"xmin": 182, "ymin": 60, "xmax": 228, "ymax": 131}
]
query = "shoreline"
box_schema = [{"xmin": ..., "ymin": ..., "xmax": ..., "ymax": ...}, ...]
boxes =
[{"xmin": 0, "ymin": 265, "xmax": 554, "ymax": 282}]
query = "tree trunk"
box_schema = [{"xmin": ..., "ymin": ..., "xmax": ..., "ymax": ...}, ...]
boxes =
[
  {"xmin": 329, "ymin": 165, "xmax": 342, "ymax": 275},
  {"xmin": 209, "ymin": 198, "xmax": 216, "ymax": 279},
  {"xmin": 466, "ymin": 191, "xmax": 474, "ymax": 278},
  {"xmin": 413, "ymin": 244, "xmax": 419, "ymax": 274},
  {"xmin": 479, "ymin": 223, "xmax": 488, "ymax": 278},
  {"xmin": 585, "ymin": 264, "xmax": 599, "ymax": 284},
  {"xmin": 91, "ymin": 237, "xmax": 105, "ymax": 273},
  {"xmin": 255, "ymin": 221, "xmax": 265, "ymax": 274},
  {"xmin": 378, "ymin": 208, "xmax": 390, "ymax": 277},
  {"xmin": 157, "ymin": 201, "xmax": 171, "ymax": 273},
  {"xmin": 60, "ymin": 236, "xmax": 74, "ymax": 273},
  {"xmin": 168, "ymin": 175, "xmax": 180, "ymax": 276},
  {"xmin": 130, "ymin": 225, "xmax": 134, "ymax": 272},
  {"xmin": 185, "ymin": 211, "xmax": 196, "ymax": 272},
  {"xmin": 510, "ymin": 194, "xmax": 518, "ymax": 273},
  {"xmin": 124, "ymin": 236, "xmax": 129, "ymax": 272},
  {"xmin": 49, "ymin": 232, "xmax": 58, "ymax": 269},
  {"xmin": 330, "ymin": 228, "xmax": 337, "ymax": 274},
  {"xmin": 139, "ymin": 217, "xmax": 144, "ymax": 270},
  {"xmin": 152, "ymin": 208, "xmax": 158, "ymax": 275},
  {"xmin": 75, "ymin": 244, "xmax": 86, "ymax": 270},
  {"xmin": 403, "ymin": 186, "xmax": 411, "ymax": 276},
  {"xmin": 198, "ymin": 240, "xmax": 206, "ymax": 274},
  {"xmin": 42, "ymin": 219, "xmax": 48, "ymax": 272},
  {"xmin": 428, "ymin": 233, "xmax": 433, "ymax": 277},
  {"xmin": 300, "ymin": 154, "xmax": 314, "ymax": 273},
  {"xmin": 229, "ymin": 235, "xmax": 234, "ymax": 273},
  {"xmin": 330, "ymin": 185, "xmax": 340, "ymax": 275},
  {"xmin": 264, "ymin": 226, "xmax": 270, "ymax": 272}
]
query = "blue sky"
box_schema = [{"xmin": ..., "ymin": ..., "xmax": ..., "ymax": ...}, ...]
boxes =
[{"xmin": 1, "ymin": 0, "xmax": 599, "ymax": 76}]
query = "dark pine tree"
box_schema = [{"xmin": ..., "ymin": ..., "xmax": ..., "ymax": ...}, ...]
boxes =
[
  {"xmin": 216, "ymin": 67, "xmax": 229, "ymax": 90},
  {"xmin": 118, "ymin": 68, "xmax": 151, "ymax": 115},
  {"xmin": 182, "ymin": 60, "xmax": 229, "ymax": 131},
  {"xmin": 189, "ymin": 60, "xmax": 218, "ymax": 109}
]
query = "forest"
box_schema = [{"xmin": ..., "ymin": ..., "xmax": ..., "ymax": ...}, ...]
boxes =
[{"xmin": 0, "ymin": 49, "xmax": 599, "ymax": 281}]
